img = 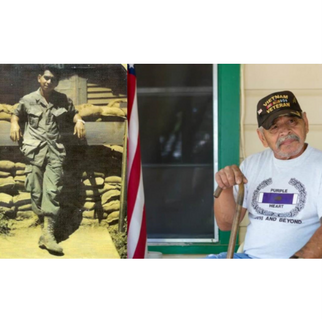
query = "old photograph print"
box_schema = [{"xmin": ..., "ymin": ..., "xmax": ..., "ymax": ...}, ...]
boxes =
[{"xmin": 0, "ymin": 64, "xmax": 127, "ymax": 258}]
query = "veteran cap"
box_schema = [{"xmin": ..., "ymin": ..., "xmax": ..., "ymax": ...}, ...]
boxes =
[{"xmin": 257, "ymin": 90, "xmax": 302, "ymax": 130}]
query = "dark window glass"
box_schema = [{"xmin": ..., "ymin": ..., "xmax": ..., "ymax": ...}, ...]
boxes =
[{"xmin": 136, "ymin": 64, "xmax": 215, "ymax": 239}]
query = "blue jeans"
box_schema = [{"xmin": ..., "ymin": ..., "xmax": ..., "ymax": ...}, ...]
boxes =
[{"xmin": 205, "ymin": 252, "xmax": 252, "ymax": 259}]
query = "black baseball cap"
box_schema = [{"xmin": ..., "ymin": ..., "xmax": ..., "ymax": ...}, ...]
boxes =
[{"xmin": 257, "ymin": 90, "xmax": 303, "ymax": 130}]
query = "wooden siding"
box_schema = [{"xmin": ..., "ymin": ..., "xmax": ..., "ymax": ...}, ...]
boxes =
[{"xmin": 87, "ymin": 83, "xmax": 126, "ymax": 106}]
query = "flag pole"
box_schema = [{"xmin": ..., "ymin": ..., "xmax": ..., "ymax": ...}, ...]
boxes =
[{"xmin": 127, "ymin": 64, "xmax": 147, "ymax": 259}]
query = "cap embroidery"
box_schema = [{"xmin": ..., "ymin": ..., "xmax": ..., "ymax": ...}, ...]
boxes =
[
  {"xmin": 266, "ymin": 102, "xmax": 291, "ymax": 114},
  {"xmin": 263, "ymin": 94, "xmax": 288, "ymax": 107},
  {"xmin": 257, "ymin": 91, "xmax": 302, "ymax": 129}
]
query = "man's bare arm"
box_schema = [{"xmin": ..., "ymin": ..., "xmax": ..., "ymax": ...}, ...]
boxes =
[
  {"xmin": 73, "ymin": 114, "xmax": 86, "ymax": 139},
  {"xmin": 214, "ymin": 165, "xmax": 248, "ymax": 231},
  {"xmin": 291, "ymin": 220, "xmax": 322, "ymax": 258},
  {"xmin": 10, "ymin": 115, "xmax": 22, "ymax": 142}
]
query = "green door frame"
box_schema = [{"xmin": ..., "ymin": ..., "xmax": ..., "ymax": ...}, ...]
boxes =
[{"xmin": 148, "ymin": 64, "xmax": 241, "ymax": 255}]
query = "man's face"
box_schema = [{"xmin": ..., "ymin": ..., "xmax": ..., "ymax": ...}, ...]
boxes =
[
  {"xmin": 38, "ymin": 70, "xmax": 58, "ymax": 95},
  {"xmin": 256, "ymin": 113, "xmax": 309, "ymax": 160}
]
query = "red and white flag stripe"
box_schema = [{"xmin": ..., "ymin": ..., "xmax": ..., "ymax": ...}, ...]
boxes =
[{"xmin": 127, "ymin": 64, "xmax": 147, "ymax": 259}]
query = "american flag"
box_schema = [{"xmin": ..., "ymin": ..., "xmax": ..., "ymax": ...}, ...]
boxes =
[{"xmin": 127, "ymin": 64, "xmax": 147, "ymax": 258}]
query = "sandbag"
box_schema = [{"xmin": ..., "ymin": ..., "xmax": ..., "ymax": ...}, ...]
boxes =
[
  {"xmin": 82, "ymin": 210, "xmax": 95, "ymax": 219},
  {"xmin": 82, "ymin": 171, "xmax": 105, "ymax": 179},
  {"xmin": 0, "ymin": 104, "xmax": 10, "ymax": 113},
  {"xmin": 83, "ymin": 202, "xmax": 96, "ymax": 211},
  {"xmin": 9, "ymin": 104, "xmax": 19, "ymax": 114},
  {"xmin": 14, "ymin": 176, "xmax": 26, "ymax": 191},
  {"xmin": 85, "ymin": 195, "xmax": 101, "ymax": 202},
  {"xmin": 101, "ymin": 189, "xmax": 120, "ymax": 205},
  {"xmin": 15, "ymin": 162, "xmax": 26, "ymax": 170},
  {"xmin": 109, "ymin": 183, "xmax": 121, "ymax": 190},
  {"xmin": 81, "ymin": 188, "xmax": 99, "ymax": 198},
  {"xmin": 82, "ymin": 177, "xmax": 105, "ymax": 188},
  {"xmin": 0, "ymin": 193, "xmax": 13, "ymax": 208},
  {"xmin": 105, "ymin": 176, "xmax": 121, "ymax": 184},
  {"xmin": 107, "ymin": 99, "xmax": 127, "ymax": 108},
  {"xmin": 0, "ymin": 160, "xmax": 15, "ymax": 172},
  {"xmin": 102, "ymin": 200, "xmax": 120, "ymax": 213},
  {"xmin": 99, "ymin": 183, "xmax": 119, "ymax": 194},
  {"xmin": 77, "ymin": 104, "xmax": 102, "ymax": 118},
  {"xmin": 81, "ymin": 183, "xmax": 118, "ymax": 198},
  {"xmin": 13, "ymin": 192, "xmax": 31, "ymax": 208},
  {"xmin": 0, "ymin": 111, "xmax": 11, "ymax": 121},
  {"xmin": 0, "ymin": 176, "xmax": 16, "ymax": 192},
  {"xmin": 15, "ymin": 181, "xmax": 26, "ymax": 191},
  {"xmin": 17, "ymin": 204, "xmax": 32, "ymax": 211},
  {"xmin": 107, "ymin": 211, "xmax": 119, "ymax": 224},
  {"xmin": 0, "ymin": 206, "xmax": 15, "ymax": 217},
  {"xmin": 100, "ymin": 106, "xmax": 125, "ymax": 117},
  {"xmin": 0, "ymin": 104, "xmax": 16, "ymax": 114},
  {"xmin": 0, "ymin": 171, "xmax": 11, "ymax": 178},
  {"xmin": 14, "ymin": 175, "xmax": 26, "ymax": 183}
]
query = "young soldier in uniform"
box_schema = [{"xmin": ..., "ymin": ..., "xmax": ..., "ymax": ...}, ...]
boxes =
[{"xmin": 10, "ymin": 66, "xmax": 86, "ymax": 255}]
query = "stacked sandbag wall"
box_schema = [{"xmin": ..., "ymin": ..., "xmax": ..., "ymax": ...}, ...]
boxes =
[
  {"xmin": 0, "ymin": 149, "xmax": 36, "ymax": 228},
  {"xmin": 76, "ymin": 99, "xmax": 127, "ymax": 121},
  {"xmin": 0, "ymin": 146, "xmax": 124, "ymax": 229},
  {"xmin": 0, "ymin": 100, "xmax": 127, "ymax": 123},
  {"xmin": 77, "ymin": 144, "xmax": 123, "ymax": 227},
  {"xmin": 0, "ymin": 104, "xmax": 17, "ymax": 122}
]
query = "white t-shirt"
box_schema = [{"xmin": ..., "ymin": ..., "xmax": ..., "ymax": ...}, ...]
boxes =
[{"xmin": 234, "ymin": 145, "xmax": 322, "ymax": 259}]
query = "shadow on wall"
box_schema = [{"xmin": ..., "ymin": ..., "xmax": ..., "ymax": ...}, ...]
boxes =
[{"xmin": 0, "ymin": 143, "xmax": 123, "ymax": 244}]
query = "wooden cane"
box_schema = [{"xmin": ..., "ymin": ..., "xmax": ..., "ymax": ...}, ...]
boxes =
[{"xmin": 213, "ymin": 183, "xmax": 245, "ymax": 259}]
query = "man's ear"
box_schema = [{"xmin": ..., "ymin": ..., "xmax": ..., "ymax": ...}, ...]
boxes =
[
  {"xmin": 257, "ymin": 128, "xmax": 269, "ymax": 147},
  {"xmin": 302, "ymin": 112, "xmax": 309, "ymax": 135},
  {"xmin": 37, "ymin": 74, "xmax": 42, "ymax": 83}
]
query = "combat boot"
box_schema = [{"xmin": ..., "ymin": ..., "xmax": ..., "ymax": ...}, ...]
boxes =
[
  {"xmin": 39, "ymin": 216, "xmax": 63, "ymax": 255},
  {"xmin": 38, "ymin": 221, "xmax": 45, "ymax": 247},
  {"xmin": 38, "ymin": 215, "xmax": 45, "ymax": 247}
]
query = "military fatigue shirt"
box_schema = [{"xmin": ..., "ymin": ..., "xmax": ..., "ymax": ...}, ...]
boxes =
[{"xmin": 13, "ymin": 89, "xmax": 78, "ymax": 167}]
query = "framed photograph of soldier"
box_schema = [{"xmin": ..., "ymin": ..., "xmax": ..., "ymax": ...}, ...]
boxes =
[{"xmin": 0, "ymin": 64, "xmax": 127, "ymax": 258}]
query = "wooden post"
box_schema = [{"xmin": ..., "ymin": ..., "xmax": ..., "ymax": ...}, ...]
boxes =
[{"xmin": 118, "ymin": 120, "xmax": 127, "ymax": 233}]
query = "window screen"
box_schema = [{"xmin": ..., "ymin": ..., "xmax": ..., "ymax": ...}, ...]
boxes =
[{"xmin": 136, "ymin": 64, "xmax": 217, "ymax": 241}]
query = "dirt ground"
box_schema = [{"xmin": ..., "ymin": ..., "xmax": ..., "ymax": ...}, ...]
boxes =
[
  {"xmin": 0, "ymin": 227, "xmax": 120, "ymax": 259},
  {"xmin": 0, "ymin": 216, "xmax": 122, "ymax": 259}
]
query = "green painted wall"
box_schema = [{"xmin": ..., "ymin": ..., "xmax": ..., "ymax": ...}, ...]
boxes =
[{"xmin": 148, "ymin": 64, "xmax": 240, "ymax": 255}]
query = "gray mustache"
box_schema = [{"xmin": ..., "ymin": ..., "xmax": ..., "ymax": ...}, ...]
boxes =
[{"xmin": 276, "ymin": 134, "xmax": 300, "ymax": 149}]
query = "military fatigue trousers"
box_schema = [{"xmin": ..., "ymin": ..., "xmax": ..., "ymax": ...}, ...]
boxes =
[{"xmin": 25, "ymin": 150, "xmax": 64, "ymax": 218}]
